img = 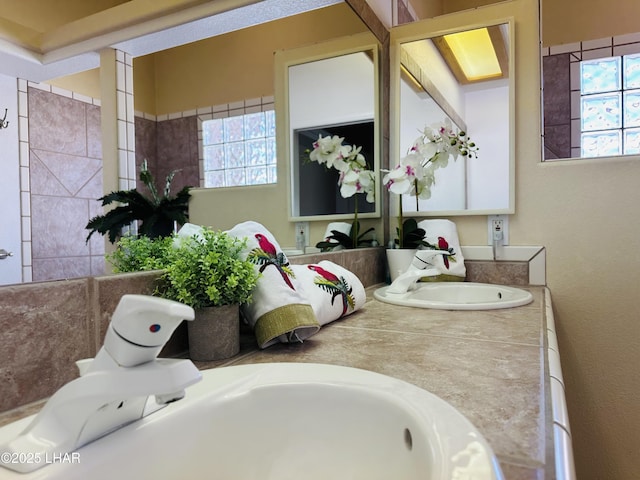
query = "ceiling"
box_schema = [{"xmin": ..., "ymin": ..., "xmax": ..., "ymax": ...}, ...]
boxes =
[
  {"xmin": 0, "ymin": 0, "xmax": 131, "ymax": 36},
  {"xmin": 0, "ymin": 0, "xmax": 342, "ymax": 81}
]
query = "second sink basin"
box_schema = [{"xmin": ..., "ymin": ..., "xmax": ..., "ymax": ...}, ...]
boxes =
[{"xmin": 374, "ymin": 282, "xmax": 533, "ymax": 310}]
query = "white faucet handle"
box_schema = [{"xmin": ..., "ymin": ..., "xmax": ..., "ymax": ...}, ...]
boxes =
[
  {"xmin": 104, "ymin": 295, "xmax": 195, "ymax": 367},
  {"xmin": 111, "ymin": 295, "xmax": 194, "ymax": 348},
  {"xmin": 411, "ymin": 249, "xmax": 449, "ymax": 269}
]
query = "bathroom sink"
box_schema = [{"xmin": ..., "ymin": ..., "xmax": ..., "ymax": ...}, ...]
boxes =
[
  {"xmin": 0, "ymin": 363, "xmax": 503, "ymax": 480},
  {"xmin": 374, "ymin": 282, "xmax": 533, "ymax": 310}
]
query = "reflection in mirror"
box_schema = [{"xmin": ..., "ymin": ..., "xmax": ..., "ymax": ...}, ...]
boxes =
[
  {"xmin": 542, "ymin": 35, "xmax": 640, "ymax": 160},
  {"xmin": 392, "ymin": 20, "xmax": 514, "ymax": 215},
  {"xmin": 294, "ymin": 120, "xmax": 375, "ymax": 217},
  {"xmin": 277, "ymin": 34, "xmax": 380, "ymax": 222}
]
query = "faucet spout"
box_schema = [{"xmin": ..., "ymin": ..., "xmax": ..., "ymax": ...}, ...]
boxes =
[
  {"xmin": 0, "ymin": 295, "xmax": 201, "ymax": 474},
  {"xmin": 386, "ymin": 250, "xmax": 450, "ymax": 294}
]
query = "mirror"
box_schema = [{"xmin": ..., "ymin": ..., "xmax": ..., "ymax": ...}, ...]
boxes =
[
  {"xmin": 0, "ymin": 2, "xmax": 380, "ymax": 285},
  {"xmin": 276, "ymin": 32, "xmax": 381, "ymax": 221},
  {"xmin": 390, "ymin": 18, "xmax": 515, "ymax": 215}
]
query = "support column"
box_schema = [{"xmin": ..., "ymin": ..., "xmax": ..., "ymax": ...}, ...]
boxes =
[{"xmin": 100, "ymin": 48, "xmax": 137, "ymax": 258}]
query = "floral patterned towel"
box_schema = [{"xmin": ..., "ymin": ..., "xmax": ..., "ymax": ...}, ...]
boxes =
[
  {"xmin": 291, "ymin": 260, "xmax": 366, "ymax": 326},
  {"xmin": 417, "ymin": 219, "xmax": 466, "ymax": 280}
]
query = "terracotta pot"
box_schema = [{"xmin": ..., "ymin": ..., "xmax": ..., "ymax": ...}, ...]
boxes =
[
  {"xmin": 386, "ymin": 248, "xmax": 418, "ymax": 282},
  {"xmin": 188, "ymin": 304, "xmax": 240, "ymax": 361}
]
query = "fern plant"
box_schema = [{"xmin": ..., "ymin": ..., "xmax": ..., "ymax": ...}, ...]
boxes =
[{"xmin": 85, "ymin": 159, "xmax": 191, "ymax": 243}]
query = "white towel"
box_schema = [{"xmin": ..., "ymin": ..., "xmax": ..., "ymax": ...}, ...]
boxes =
[
  {"xmin": 226, "ymin": 221, "xmax": 320, "ymax": 348},
  {"xmin": 320, "ymin": 222, "xmax": 352, "ymax": 250},
  {"xmin": 291, "ymin": 260, "xmax": 366, "ymax": 326},
  {"xmin": 417, "ymin": 219, "xmax": 466, "ymax": 280}
]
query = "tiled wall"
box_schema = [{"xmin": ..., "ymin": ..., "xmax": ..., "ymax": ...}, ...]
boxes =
[
  {"xmin": 395, "ymin": 0, "xmax": 416, "ymax": 25},
  {"xmin": 25, "ymin": 85, "xmax": 105, "ymax": 281},
  {"xmin": 0, "ymin": 272, "xmax": 157, "ymax": 413},
  {"xmin": 134, "ymin": 115, "xmax": 199, "ymax": 196},
  {"xmin": 0, "ymin": 247, "xmax": 386, "ymax": 415},
  {"xmin": 23, "ymin": 86, "xmax": 274, "ymax": 283},
  {"xmin": 21, "ymin": 85, "xmax": 201, "ymax": 283}
]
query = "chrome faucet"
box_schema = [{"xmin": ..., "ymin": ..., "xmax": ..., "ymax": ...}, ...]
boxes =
[
  {"xmin": 0, "ymin": 295, "xmax": 202, "ymax": 474},
  {"xmin": 386, "ymin": 250, "xmax": 451, "ymax": 294}
]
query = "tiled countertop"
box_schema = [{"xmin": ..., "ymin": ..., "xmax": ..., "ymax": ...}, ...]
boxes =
[
  {"xmin": 0, "ymin": 284, "xmax": 551, "ymax": 479},
  {"xmin": 200, "ymin": 284, "xmax": 550, "ymax": 480}
]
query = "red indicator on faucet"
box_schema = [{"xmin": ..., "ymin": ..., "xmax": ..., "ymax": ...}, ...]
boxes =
[{"xmin": 149, "ymin": 324, "xmax": 161, "ymax": 333}]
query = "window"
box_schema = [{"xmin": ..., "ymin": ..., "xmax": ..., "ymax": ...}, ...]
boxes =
[
  {"xmin": 580, "ymin": 53, "xmax": 640, "ymax": 157},
  {"xmin": 202, "ymin": 110, "xmax": 277, "ymax": 187}
]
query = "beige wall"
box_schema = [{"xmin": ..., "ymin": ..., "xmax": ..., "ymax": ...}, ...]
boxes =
[
  {"xmin": 133, "ymin": 54, "xmax": 157, "ymax": 115},
  {"xmin": 543, "ymin": 0, "xmax": 640, "ymax": 46},
  {"xmin": 147, "ymin": 3, "xmax": 368, "ymax": 115},
  {"xmin": 539, "ymin": 2, "xmax": 640, "ymax": 479},
  {"xmin": 46, "ymin": 68, "xmax": 101, "ymax": 99},
  {"xmin": 180, "ymin": 4, "xmax": 372, "ymax": 244}
]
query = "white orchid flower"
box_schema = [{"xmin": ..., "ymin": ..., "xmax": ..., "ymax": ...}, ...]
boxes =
[
  {"xmin": 338, "ymin": 167, "xmax": 375, "ymax": 202},
  {"xmin": 309, "ymin": 134, "xmax": 345, "ymax": 168},
  {"xmin": 383, "ymin": 153, "xmax": 424, "ymax": 195}
]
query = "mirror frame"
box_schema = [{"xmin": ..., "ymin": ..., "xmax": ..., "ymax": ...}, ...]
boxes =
[
  {"xmin": 275, "ymin": 32, "xmax": 382, "ymax": 222},
  {"xmin": 390, "ymin": 13, "xmax": 516, "ymax": 216}
]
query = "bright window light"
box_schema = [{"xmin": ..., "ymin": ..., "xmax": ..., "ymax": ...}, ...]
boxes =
[{"xmin": 443, "ymin": 28, "xmax": 502, "ymax": 81}]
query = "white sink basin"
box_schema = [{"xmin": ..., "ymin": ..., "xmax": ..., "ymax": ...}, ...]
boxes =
[
  {"xmin": 374, "ymin": 282, "xmax": 533, "ymax": 310},
  {"xmin": 0, "ymin": 363, "xmax": 503, "ymax": 480}
]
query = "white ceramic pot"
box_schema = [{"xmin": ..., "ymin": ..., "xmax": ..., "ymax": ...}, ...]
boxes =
[{"xmin": 386, "ymin": 248, "xmax": 418, "ymax": 282}]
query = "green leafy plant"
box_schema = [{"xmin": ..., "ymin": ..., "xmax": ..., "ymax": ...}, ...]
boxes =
[
  {"xmin": 394, "ymin": 218, "xmax": 432, "ymax": 250},
  {"xmin": 159, "ymin": 228, "xmax": 260, "ymax": 309},
  {"xmin": 315, "ymin": 220, "xmax": 376, "ymax": 251},
  {"xmin": 85, "ymin": 159, "xmax": 191, "ymax": 244},
  {"xmin": 107, "ymin": 235, "xmax": 175, "ymax": 273}
]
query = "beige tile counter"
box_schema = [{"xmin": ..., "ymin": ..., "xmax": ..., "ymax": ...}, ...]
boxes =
[
  {"xmin": 0, "ymin": 283, "xmax": 551, "ymax": 479},
  {"xmin": 197, "ymin": 285, "xmax": 550, "ymax": 480}
]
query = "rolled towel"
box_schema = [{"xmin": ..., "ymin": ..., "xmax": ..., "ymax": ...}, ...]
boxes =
[
  {"xmin": 226, "ymin": 221, "xmax": 320, "ymax": 348},
  {"xmin": 291, "ymin": 260, "xmax": 366, "ymax": 326},
  {"xmin": 417, "ymin": 219, "xmax": 466, "ymax": 280},
  {"xmin": 320, "ymin": 222, "xmax": 352, "ymax": 250}
]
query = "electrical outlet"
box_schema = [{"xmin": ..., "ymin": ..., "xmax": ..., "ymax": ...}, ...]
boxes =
[
  {"xmin": 488, "ymin": 215, "xmax": 509, "ymax": 245},
  {"xmin": 295, "ymin": 221, "xmax": 309, "ymax": 249}
]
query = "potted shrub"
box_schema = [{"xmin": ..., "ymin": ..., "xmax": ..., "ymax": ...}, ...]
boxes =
[
  {"xmin": 86, "ymin": 159, "xmax": 191, "ymax": 243},
  {"xmin": 158, "ymin": 228, "xmax": 260, "ymax": 361},
  {"xmin": 107, "ymin": 235, "xmax": 175, "ymax": 273},
  {"xmin": 108, "ymin": 228, "xmax": 260, "ymax": 361}
]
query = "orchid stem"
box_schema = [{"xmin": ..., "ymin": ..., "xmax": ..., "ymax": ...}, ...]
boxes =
[
  {"xmin": 398, "ymin": 196, "xmax": 404, "ymax": 249},
  {"xmin": 353, "ymin": 195, "xmax": 359, "ymax": 247}
]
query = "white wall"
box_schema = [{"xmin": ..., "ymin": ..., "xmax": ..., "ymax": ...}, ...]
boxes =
[
  {"xmin": 398, "ymin": 76, "xmax": 466, "ymax": 212},
  {"xmin": 0, "ymin": 74, "xmax": 22, "ymax": 285},
  {"xmin": 288, "ymin": 51, "xmax": 374, "ymax": 129},
  {"xmin": 465, "ymin": 80, "xmax": 509, "ymax": 210}
]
